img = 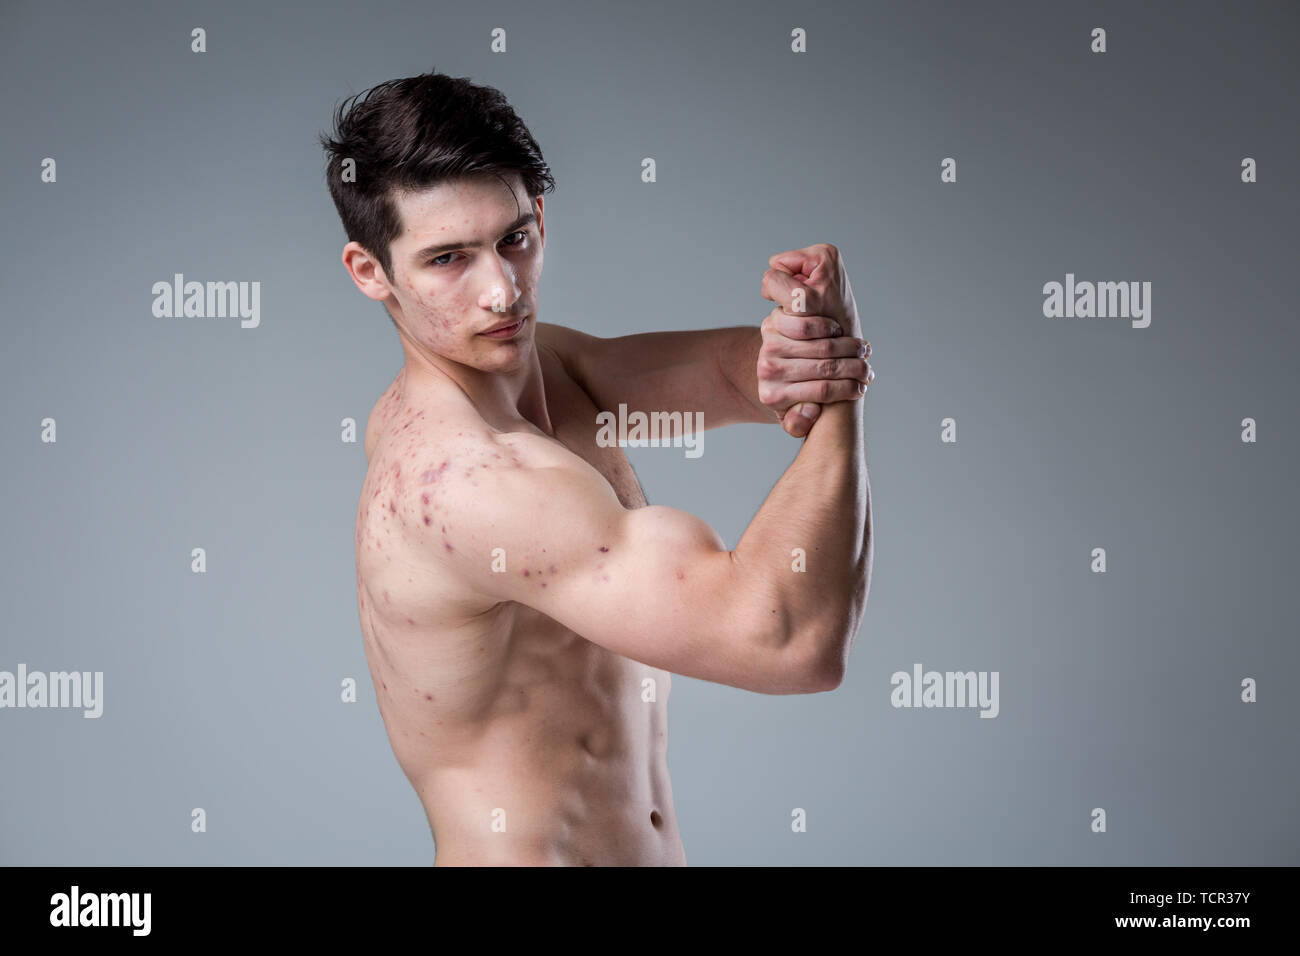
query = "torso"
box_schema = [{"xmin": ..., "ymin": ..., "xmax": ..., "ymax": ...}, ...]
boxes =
[{"xmin": 354, "ymin": 340, "xmax": 685, "ymax": 865}]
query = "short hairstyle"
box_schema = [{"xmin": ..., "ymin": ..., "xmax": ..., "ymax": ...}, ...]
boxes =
[{"xmin": 319, "ymin": 70, "xmax": 556, "ymax": 281}]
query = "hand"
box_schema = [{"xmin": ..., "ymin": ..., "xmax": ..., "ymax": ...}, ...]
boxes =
[
  {"xmin": 758, "ymin": 243, "xmax": 873, "ymax": 437},
  {"xmin": 757, "ymin": 308, "xmax": 872, "ymax": 437}
]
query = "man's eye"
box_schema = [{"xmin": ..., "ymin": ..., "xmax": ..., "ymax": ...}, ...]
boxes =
[{"xmin": 428, "ymin": 232, "xmax": 527, "ymax": 267}]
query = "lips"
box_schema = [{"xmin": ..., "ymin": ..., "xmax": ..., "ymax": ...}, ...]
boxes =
[{"xmin": 480, "ymin": 315, "xmax": 527, "ymax": 338}]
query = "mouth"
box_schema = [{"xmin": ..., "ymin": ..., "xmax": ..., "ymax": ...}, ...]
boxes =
[{"xmin": 479, "ymin": 315, "xmax": 528, "ymax": 339}]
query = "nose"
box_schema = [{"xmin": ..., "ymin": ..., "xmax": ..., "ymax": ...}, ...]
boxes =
[{"xmin": 476, "ymin": 251, "xmax": 523, "ymax": 314}]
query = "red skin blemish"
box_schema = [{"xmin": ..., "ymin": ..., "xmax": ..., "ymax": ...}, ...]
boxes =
[
  {"xmin": 549, "ymin": 565, "xmax": 557, "ymax": 574},
  {"xmin": 425, "ymin": 694, "xmax": 433, "ymax": 700},
  {"xmin": 423, "ymin": 515, "xmax": 431, "ymax": 525},
  {"xmin": 389, "ymin": 501, "xmax": 396, "ymax": 514},
  {"xmin": 444, "ymin": 543, "xmax": 455, "ymax": 552},
  {"xmin": 383, "ymin": 590, "xmax": 390, "ymax": 602},
  {"xmin": 601, "ymin": 574, "xmax": 610, "ymax": 582},
  {"xmin": 598, "ymin": 546, "xmax": 609, "ymax": 553},
  {"xmin": 419, "ymin": 460, "xmax": 450, "ymax": 485},
  {"xmin": 541, "ymin": 582, "xmax": 547, "ymax": 588},
  {"xmin": 676, "ymin": 570, "xmax": 685, "ymax": 580},
  {"xmin": 406, "ymin": 618, "xmax": 415, "ymax": 625},
  {"xmin": 523, "ymin": 570, "xmax": 530, "ymax": 577},
  {"xmin": 421, "ymin": 493, "xmax": 430, "ymax": 505}
]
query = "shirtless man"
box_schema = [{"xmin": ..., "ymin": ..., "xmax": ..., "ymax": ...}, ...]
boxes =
[{"xmin": 321, "ymin": 72, "xmax": 874, "ymax": 865}]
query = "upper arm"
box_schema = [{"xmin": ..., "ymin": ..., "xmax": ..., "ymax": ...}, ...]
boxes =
[{"xmin": 417, "ymin": 443, "xmax": 813, "ymax": 693}]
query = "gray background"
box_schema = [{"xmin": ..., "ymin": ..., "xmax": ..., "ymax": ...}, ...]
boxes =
[{"xmin": 1, "ymin": 0, "xmax": 1296, "ymax": 865}]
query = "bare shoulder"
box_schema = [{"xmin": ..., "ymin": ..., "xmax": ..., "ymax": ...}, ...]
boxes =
[
  {"xmin": 534, "ymin": 320, "xmax": 604, "ymax": 389},
  {"xmin": 363, "ymin": 372, "xmax": 404, "ymax": 462},
  {"xmin": 365, "ymin": 386, "xmax": 577, "ymax": 551}
]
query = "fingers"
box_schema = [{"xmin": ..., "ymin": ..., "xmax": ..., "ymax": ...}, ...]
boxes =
[
  {"xmin": 763, "ymin": 333, "xmax": 870, "ymax": 360},
  {"xmin": 761, "ymin": 307, "xmax": 840, "ymax": 339},
  {"xmin": 781, "ymin": 403, "xmax": 820, "ymax": 438},
  {"xmin": 787, "ymin": 378, "xmax": 869, "ymax": 403},
  {"xmin": 760, "ymin": 377, "xmax": 869, "ymax": 412},
  {"xmin": 758, "ymin": 354, "xmax": 871, "ymax": 385},
  {"xmin": 761, "ymin": 268, "xmax": 822, "ymax": 316},
  {"xmin": 768, "ymin": 243, "xmax": 836, "ymax": 282}
]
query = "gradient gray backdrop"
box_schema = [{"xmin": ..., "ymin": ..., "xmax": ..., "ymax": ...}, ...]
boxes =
[{"xmin": 2, "ymin": 0, "xmax": 1296, "ymax": 865}]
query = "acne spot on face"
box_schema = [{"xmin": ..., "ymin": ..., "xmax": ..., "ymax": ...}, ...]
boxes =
[
  {"xmin": 421, "ymin": 493, "xmax": 430, "ymax": 505},
  {"xmin": 444, "ymin": 543, "xmax": 455, "ymax": 552},
  {"xmin": 389, "ymin": 501, "xmax": 396, "ymax": 514},
  {"xmin": 598, "ymin": 546, "xmax": 609, "ymax": 553},
  {"xmin": 423, "ymin": 515, "xmax": 432, "ymax": 526},
  {"xmin": 676, "ymin": 570, "xmax": 685, "ymax": 580},
  {"xmin": 523, "ymin": 570, "xmax": 530, "ymax": 577}
]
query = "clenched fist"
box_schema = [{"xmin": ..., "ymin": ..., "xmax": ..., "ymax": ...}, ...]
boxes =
[{"xmin": 758, "ymin": 243, "xmax": 873, "ymax": 437}]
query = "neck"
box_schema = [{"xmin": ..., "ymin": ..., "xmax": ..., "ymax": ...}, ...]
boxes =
[{"xmin": 396, "ymin": 327, "xmax": 553, "ymax": 436}]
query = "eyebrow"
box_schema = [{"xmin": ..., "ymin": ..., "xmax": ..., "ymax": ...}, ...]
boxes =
[{"xmin": 410, "ymin": 212, "xmax": 538, "ymax": 262}]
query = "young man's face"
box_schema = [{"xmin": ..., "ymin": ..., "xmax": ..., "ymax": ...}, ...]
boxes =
[{"xmin": 377, "ymin": 172, "xmax": 544, "ymax": 373}]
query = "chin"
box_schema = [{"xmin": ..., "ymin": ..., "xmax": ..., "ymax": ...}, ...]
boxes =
[{"xmin": 474, "ymin": 335, "xmax": 532, "ymax": 372}]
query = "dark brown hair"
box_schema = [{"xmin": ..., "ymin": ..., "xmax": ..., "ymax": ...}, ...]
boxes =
[{"xmin": 319, "ymin": 70, "xmax": 555, "ymax": 280}]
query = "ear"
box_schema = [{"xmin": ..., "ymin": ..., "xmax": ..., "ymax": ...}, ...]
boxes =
[{"xmin": 342, "ymin": 241, "xmax": 394, "ymax": 303}]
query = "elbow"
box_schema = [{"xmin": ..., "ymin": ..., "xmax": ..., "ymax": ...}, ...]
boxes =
[
  {"xmin": 789, "ymin": 613, "xmax": 860, "ymax": 694},
  {"xmin": 803, "ymin": 647, "xmax": 847, "ymax": 693},
  {"xmin": 732, "ymin": 572, "xmax": 867, "ymax": 695}
]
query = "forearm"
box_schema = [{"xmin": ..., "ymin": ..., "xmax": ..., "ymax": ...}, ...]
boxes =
[
  {"xmin": 731, "ymin": 398, "xmax": 871, "ymax": 679},
  {"xmin": 713, "ymin": 326, "xmax": 774, "ymax": 424}
]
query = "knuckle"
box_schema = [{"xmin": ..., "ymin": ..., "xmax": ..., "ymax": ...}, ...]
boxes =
[
  {"xmin": 815, "ymin": 380, "xmax": 833, "ymax": 401},
  {"xmin": 756, "ymin": 357, "xmax": 778, "ymax": 379}
]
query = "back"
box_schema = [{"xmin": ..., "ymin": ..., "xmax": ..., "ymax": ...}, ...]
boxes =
[{"xmin": 353, "ymin": 352, "xmax": 685, "ymax": 866}]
